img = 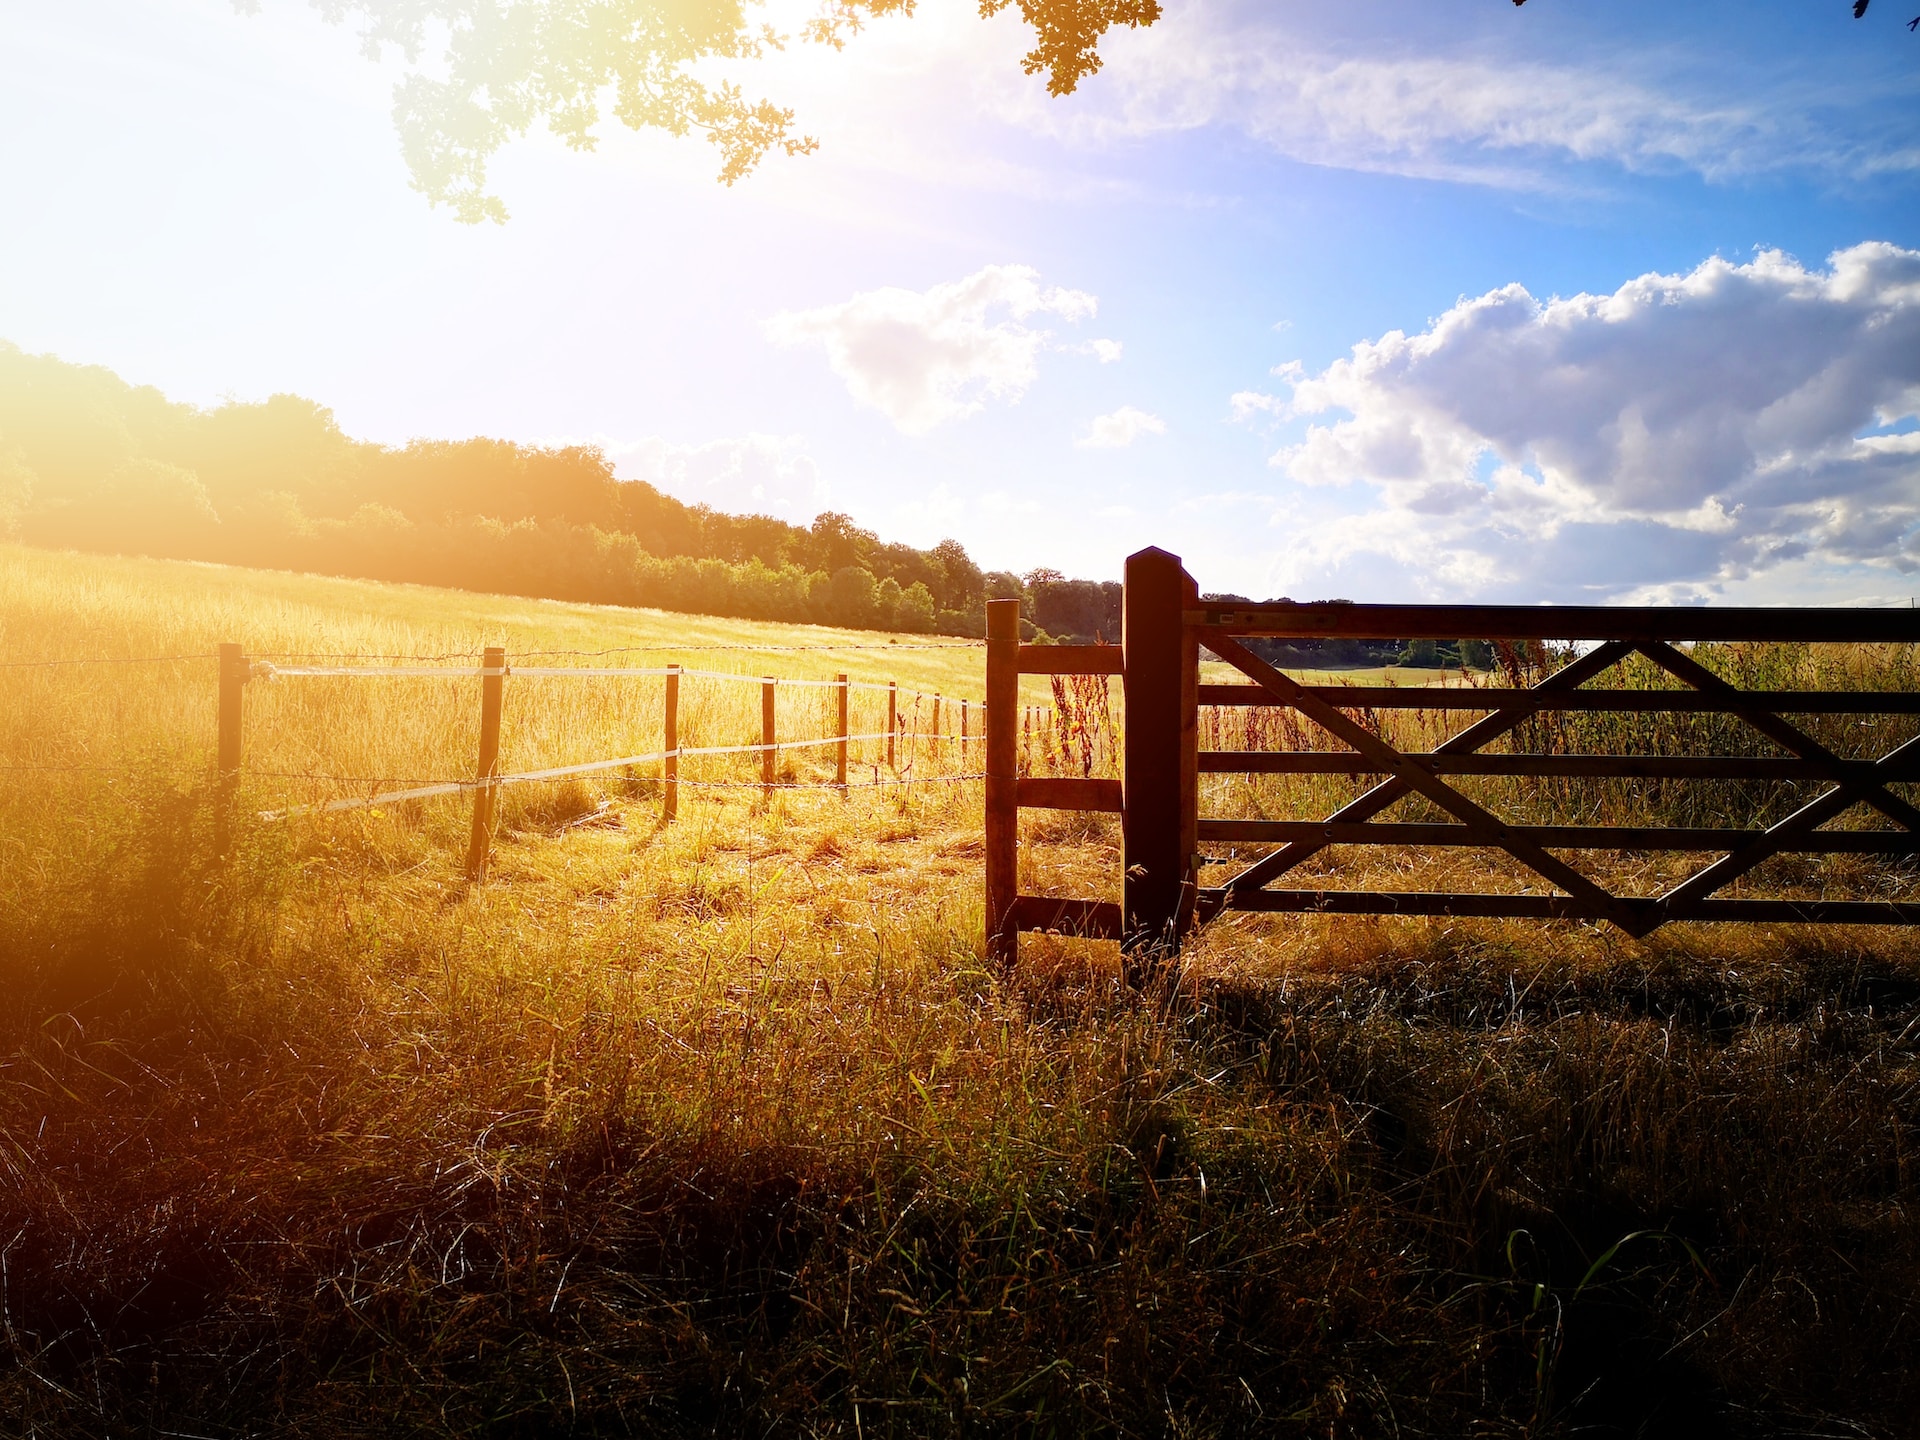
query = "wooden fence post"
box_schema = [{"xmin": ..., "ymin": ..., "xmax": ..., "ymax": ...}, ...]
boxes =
[
  {"xmin": 960, "ymin": 698, "xmax": 970, "ymax": 767},
  {"xmin": 218, "ymin": 643, "xmax": 246, "ymax": 778},
  {"xmin": 836, "ymin": 673, "xmax": 849, "ymax": 794},
  {"xmin": 932, "ymin": 693, "xmax": 942, "ymax": 754},
  {"xmin": 1123, "ymin": 547, "xmax": 1192, "ymax": 955},
  {"xmin": 663, "ymin": 663, "xmax": 680, "ymax": 823},
  {"xmin": 887, "ymin": 682, "xmax": 897, "ymax": 770},
  {"xmin": 216, "ymin": 642, "xmax": 247, "ymax": 854},
  {"xmin": 985, "ymin": 599, "xmax": 1020, "ymax": 966},
  {"xmin": 762, "ymin": 678, "xmax": 777, "ymax": 799},
  {"xmin": 465, "ymin": 645, "xmax": 506, "ymax": 882}
]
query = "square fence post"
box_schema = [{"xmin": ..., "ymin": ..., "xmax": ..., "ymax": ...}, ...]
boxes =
[
  {"xmin": 465, "ymin": 645, "xmax": 507, "ymax": 882},
  {"xmin": 836, "ymin": 673, "xmax": 849, "ymax": 794},
  {"xmin": 762, "ymin": 678, "xmax": 777, "ymax": 799},
  {"xmin": 216, "ymin": 642, "xmax": 248, "ymax": 855},
  {"xmin": 663, "ymin": 663, "xmax": 680, "ymax": 823},
  {"xmin": 984, "ymin": 598, "xmax": 1021, "ymax": 966},
  {"xmin": 1123, "ymin": 547, "xmax": 1195, "ymax": 955}
]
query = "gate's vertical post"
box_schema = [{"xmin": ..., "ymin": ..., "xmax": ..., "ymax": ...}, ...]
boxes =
[
  {"xmin": 1179, "ymin": 567, "xmax": 1200, "ymax": 928},
  {"xmin": 761, "ymin": 678, "xmax": 777, "ymax": 799},
  {"xmin": 985, "ymin": 598, "xmax": 1020, "ymax": 967},
  {"xmin": 835, "ymin": 673, "xmax": 849, "ymax": 794},
  {"xmin": 887, "ymin": 682, "xmax": 897, "ymax": 771},
  {"xmin": 465, "ymin": 645, "xmax": 506, "ymax": 883},
  {"xmin": 216, "ymin": 642, "xmax": 247, "ymax": 855},
  {"xmin": 662, "ymin": 664, "xmax": 680, "ymax": 823},
  {"xmin": 1123, "ymin": 547, "xmax": 1189, "ymax": 955}
]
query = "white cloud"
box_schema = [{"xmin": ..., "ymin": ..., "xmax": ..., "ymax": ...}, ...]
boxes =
[
  {"xmin": 766, "ymin": 264, "xmax": 1098, "ymax": 435},
  {"xmin": 595, "ymin": 433, "xmax": 827, "ymax": 516},
  {"xmin": 1258, "ymin": 242, "xmax": 1920, "ymax": 601},
  {"xmin": 1077, "ymin": 406, "xmax": 1166, "ymax": 449},
  {"xmin": 1083, "ymin": 338, "xmax": 1124, "ymax": 363}
]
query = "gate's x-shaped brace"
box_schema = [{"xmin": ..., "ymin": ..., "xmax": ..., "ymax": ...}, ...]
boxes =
[{"xmin": 1197, "ymin": 633, "xmax": 1920, "ymax": 938}]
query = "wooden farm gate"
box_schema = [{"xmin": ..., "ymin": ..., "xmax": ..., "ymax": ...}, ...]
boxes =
[{"xmin": 984, "ymin": 547, "xmax": 1920, "ymax": 962}]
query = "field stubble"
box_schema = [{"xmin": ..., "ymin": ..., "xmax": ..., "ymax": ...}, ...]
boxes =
[{"xmin": 3, "ymin": 548, "xmax": 1920, "ymax": 1436}]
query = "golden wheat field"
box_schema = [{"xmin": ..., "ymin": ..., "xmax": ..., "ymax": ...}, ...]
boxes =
[{"xmin": 8, "ymin": 543, "xmax": 1920, "ymax": 1438}]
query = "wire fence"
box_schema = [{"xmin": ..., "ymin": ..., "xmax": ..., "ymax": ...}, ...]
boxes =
[{"xmin": 2, "ymin": 638, "xmax": 1002, "ymax": 877}]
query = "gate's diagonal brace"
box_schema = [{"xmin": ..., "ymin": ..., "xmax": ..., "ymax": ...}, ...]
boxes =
[
  {"xmin": 1656, "ymin": 730, "xmax": 1920, "ymax": 921},
  {"xmin": 1634, "ymin": 640, "xmax": 1920, "ymax": 832},
  {"xmin": 1211, "ymin": 639, "xmax": 1637, "ymax": 907},
  {"xmin": 1203, "ymin": 635, "xmax": 1635, "ymax": 931}
]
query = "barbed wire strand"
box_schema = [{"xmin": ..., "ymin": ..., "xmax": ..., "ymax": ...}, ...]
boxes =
[{"xmin": 0, "ymin": 653, "xmax": 217, "ymax": 669}]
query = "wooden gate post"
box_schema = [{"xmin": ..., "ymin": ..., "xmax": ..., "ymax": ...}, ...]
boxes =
[
  {"xmin": 762, "ymin": 678, "xmax": 777, "ymax": 799},
  {"xmin": 835, "ymin": 673, "xmax": 849, "ymax": 794},
  {"xmin": 662, "ymin": 664, "xmax": 680, "ymax": 823},
  {"xmin": 1123, "ymin": 547, "xmax": 1196, "ymax": 954},
  {"xmin": 984, "ymin": 598, "xmax": 1020, "ymax": 965},
  {"xmin": 465, "ymin": 645, "xmax": 507, "ymax": 882}
]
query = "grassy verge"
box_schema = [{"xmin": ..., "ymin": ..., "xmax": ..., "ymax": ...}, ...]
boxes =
[{"xmin": 4, "ymin": 549, "xmax": 1919, "ymax": 1436}]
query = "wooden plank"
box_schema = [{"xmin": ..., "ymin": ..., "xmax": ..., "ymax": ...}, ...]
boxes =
[
  {"xmin": 1195, "ymin": 819, "xmax": 1920, "ymax": 852},
  {"xmin": 1186, "ymin": 603, "xmax": 1920, "ymax": 643},
  {"xmin": 1198, "ymin": 684, "xmax": 1920, "ymax": 714},
  {"xmin": 1021, "ymin": 643, "xmax": 1125, "ymax": 675},
  {"xmin": 1205, "ymin": 634, "xmax": 1634, "ymax": 929},
  {"xmin": 1012, "ymin": 894, "xmax": 1125, "ymax": 939},
  {"xmin": 1203, "ymin": 887, "xmax": 1920, "ymax": 928},
  {"xmin": 1197, "ymin": 751, "xmax": 1920, "ymax": 781},
  {"xmin": 1018, "ymin": 777, "xmax": 1124, "ymax": 812},
  {"xmin": 985, "ymin": 601, "xmax": 1021, "ymax": 966}
]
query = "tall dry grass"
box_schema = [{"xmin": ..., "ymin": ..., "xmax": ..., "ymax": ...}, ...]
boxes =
[{"xmin": 5, "ymin": 549, "xmax": 1920, "ymax": 1436}]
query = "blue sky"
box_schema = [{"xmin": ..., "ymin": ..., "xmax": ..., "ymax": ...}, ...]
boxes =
[{"xmin": 3, "ymin": 0, "xmax": 1918, "ymax": 602}]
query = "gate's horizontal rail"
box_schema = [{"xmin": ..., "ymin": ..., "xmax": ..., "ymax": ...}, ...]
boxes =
[
  {"xmin": 1196, "ymin": 819, "xmax": 1920, "ymax": 852},
  {"xmin": 1188, "ymin": 605, "xmax": 1920, "ymax": 643},
  {"xmin": 1197, "ymin": 684, "xmax": 1920, "ymax": 713},
  {"xmin": 1199, "ymin": 751, "xmax": 1920, "ymax": 781},
  {"xmin": 1201, "ymin": 887, "xmax": 1920, "ymax": 925}
]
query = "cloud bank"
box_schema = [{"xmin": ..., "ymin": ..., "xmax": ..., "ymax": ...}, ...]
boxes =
[
  {"xmin": 767, "ymin": 265, "xmax": 1101, "ymax": 435},
  {"xmin": 1250, "ymin": 242, "xmax": 1920, "ymax": 600}
]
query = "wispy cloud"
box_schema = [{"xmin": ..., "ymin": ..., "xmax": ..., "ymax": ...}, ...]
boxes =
[
  {"xmin": 767, "ymin": 265, "xmax": 1097, "ymax": 435},
  {"xmin": 993, "ymin": 7, "xmax": 1917, "ymax": 189}
]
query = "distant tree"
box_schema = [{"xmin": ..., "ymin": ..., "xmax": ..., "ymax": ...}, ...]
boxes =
[
  {"xmin": 281, "ymin": 0, "xmax": 1160, "ymax": 222},
  {"xmin": 894, "ymin": 580, "xmax": 938, "ymax": 633}
]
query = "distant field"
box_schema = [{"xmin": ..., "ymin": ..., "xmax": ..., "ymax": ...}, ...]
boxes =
[{"xmin": 6, "ymin": 545, "xmax": 1920, "ymax": 1437}]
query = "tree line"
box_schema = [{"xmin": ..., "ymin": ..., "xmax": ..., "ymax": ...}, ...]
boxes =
[{"xmin": 0, "ymin": 342, "xmax": 1124, "ymax": 642}]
